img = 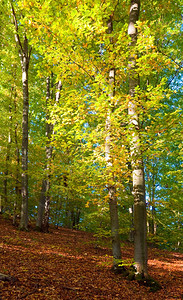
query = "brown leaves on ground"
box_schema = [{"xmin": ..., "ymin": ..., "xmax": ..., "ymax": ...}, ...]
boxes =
[{"xmin": 0, "ymin": 217, "xmax": 182, "ymax": 299}]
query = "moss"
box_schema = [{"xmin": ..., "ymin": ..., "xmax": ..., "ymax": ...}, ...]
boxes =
[{"xmin": 111, "ymin": 264, "xmax": 161, "ymax": 292}]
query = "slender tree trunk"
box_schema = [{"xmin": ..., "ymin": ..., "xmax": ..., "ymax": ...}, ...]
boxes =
[
  {"xmin": 147, "ymin": 162, "xmax": 157, "ymax": 235},
  {"xmin": 106, "ymin": 16, "xmax": 122, "ymax": 270},
  {"xmin": 36, "ymin": 180, "xmax": 47, "ymax": 230},
  {"xmin": 36, "ymin": 77, "xmax": 62, "ymax": 232},
  {"xmin": 43, "ymin": 79, "xmax": 62, "ymax": 232},
  {"xmin": 13, "ymin": 88, "xmax": 21, "ymax": 225},
  {"xmin": 65, "ymin": 208, "xmax": 72, "ymax": 229},
  {"xmin": 75, "ymin": 208, "xmax": 80, "ymax": 228},
  {"xmin": 128, "ymin": 0, "xmax": 148, "ymax": 277},
  {"xmin": 42, "ymin": 125, "xmax": 53, "ymax": 233},
  {"xmin": 129, "ymin": 205, "xmax": 134, "ymax": 242},
  {"xmin": 3, "ymin": 139, "xmax": 10, "ymax": 210},
  {"xmin": 36, "ymin": 76, "xmax": 52, "ymax": 232},
  {"xmin": 42, "ymin": 181, "xmax": 51, "ymax": 232},
  {"xmin": 63, "ymin": 175, "xmax": 72, "ymax": 229},
  {"xmin": 70, "ymin": 208, "xmax": 80, "ymax": 229},
  {"xmin": 11, "ymin": 3, "xmax": 31, "ymax": 230},
  {"xmin": 127, "ymin": 157, "xmax": 134, "ymax": 242},
  {"xmin": 42, "ymin": 79, "xmax": 62, "ymax": 232},
  {"xmin": 20, "ymin": 39, "xmax": 30, "ymax": 230},
  {"xmin": 3, "ymin": 100, "xmax": 12, "ymax": 211},
  {"xmin": 151, "ymin": 166, "xmax": 156, "ymax": 235}
]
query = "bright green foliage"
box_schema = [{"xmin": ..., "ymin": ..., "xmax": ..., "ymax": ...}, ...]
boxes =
[{"xmin": 0, "ymin": 0, "xmax": 182, "ymax": 250}]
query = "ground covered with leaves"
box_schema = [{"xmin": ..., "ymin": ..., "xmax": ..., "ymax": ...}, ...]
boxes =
[{"xmin": 0, "ymin": 217, "xmax": 182, "ymax": 299}]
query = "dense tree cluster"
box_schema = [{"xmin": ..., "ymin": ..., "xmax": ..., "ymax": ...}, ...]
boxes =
[{"xmin": 0, "ymin": 0, "xmax": 182, "ymax": 278}]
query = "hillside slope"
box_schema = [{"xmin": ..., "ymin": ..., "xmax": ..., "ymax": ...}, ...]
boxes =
[{"xmin": 0, "ymin": 217, "xmax": 182, "ymax": 299}]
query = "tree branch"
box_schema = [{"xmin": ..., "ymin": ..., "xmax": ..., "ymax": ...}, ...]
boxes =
[{"xmin": 10, "ymin": 1, "xmax": 24, "ymax": 54}]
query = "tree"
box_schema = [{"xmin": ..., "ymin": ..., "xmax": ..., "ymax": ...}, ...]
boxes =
[
  {"xmin": 0, "ymin": 0, "xmax": 182, "ymax": 265},
  {"xmin": 128, "ymin": 0, "xmax": 147, "ymax": 277},
  {"xmin": 36, "ymin": 75, "xmax": 62, "ymax": 232},
  {"xmin": 10, "ymin": 2, "xmax": 32, "ymax": 230},
  {"xmin": 0, "ymin": 2, "xmax": 22, "ymax": 220},
  {"xmin": 105, "ymin": 15, "xmax": 122, "ymax": 270},
  {"xmin": 36, "ymin": 76, "xmax": 52, "ymax": 232}
]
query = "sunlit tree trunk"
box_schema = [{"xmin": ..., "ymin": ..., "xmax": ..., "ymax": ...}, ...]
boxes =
[
  {"xmin": 127, "ymin": 158, "xmax": 134, "ymax": 242},
  {"xmin": 36, "ymin": 179, "xmax": 47, "ymax": 231},
  {"xmin": 147, "ymin": 166, "xmax": 156, "ymax": 235},
  {"xmin": 36, "ymin": 77, "xmax": 62, "ymax": 232},
  {"xmin": 128, "ymin": 0, "xmax": 148, "ymax": 277},
  {"xmin": 3, "ymin": 100, "xmax": 12, "ymax": 211},
  {"xmin": 13, "ymin": 86, "xmax": 21, "ymax": 225},
  {"xmin": 11, "ymin": 3, "xmax": 31, "ymax": 230},
  {"xmin": 106, "ymin": 16, "xmax": 122, "ymax": 270},
  {"xmin": 13, "ymin": 139, "xmax": 21, "ymax": 226},
  {"xmin": 36, "ymin": 76, "xmax": 51, "ymax": 231},
  {"xmin": 43, "ymin": 79, "xmax": 62, "ymax": 232},
  {"xmin": 20, "ymin": 41, "xmax": 30, "ymax": 230},
  {"xmin": 150, "ymin": 165, "xmax": 156, "ymax": 235}
]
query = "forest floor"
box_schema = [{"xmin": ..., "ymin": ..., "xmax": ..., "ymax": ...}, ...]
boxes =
[{"xmin": 0, "ymin": 216, "xmax": 182, "ymax": 300}]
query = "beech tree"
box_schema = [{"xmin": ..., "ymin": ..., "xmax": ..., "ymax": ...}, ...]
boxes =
[
  {"xmin": 0, "ymin": 1, "xmax": 22, "ymax": 220},
  {"xmin": 13, "ymin": 0, "xmax": 182, "ymax": 247},
  {"xmin": 10, "ymin": 2, "xmax": 32, "ymax": 230},
  {"xmin": 36, "ymin": 76, "xmax": 53, "ymax": 232},
  {"xmin": 36, "ymin": 75, "xmax": 62, "ymax": 232},
  {"xmin": 128, "ymin": 0, "xmax": 147, "ymax": 277},
  {"xmin": 105, "ymin": 14, "xmax": 123, "ymax": 270},
  {"xmin": 0, "ymin": 0, "xmax": 182, "ymax": 269}
]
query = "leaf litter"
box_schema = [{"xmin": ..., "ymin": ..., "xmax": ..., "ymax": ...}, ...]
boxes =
[{"xmin": 0, "ymin": 217, "xmax": 182, "ymax": 299}]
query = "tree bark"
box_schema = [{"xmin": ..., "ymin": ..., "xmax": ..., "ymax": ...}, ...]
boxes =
[
  {"xmin": 3, "ymin": 101, "xmax": 12, "ymax": 211},
  {"xmin": 36, "ymin": 179, "xmax": 47, "ymax": 230},
  {"xmin": 150, "ymin": 164, "xmax": 156, "ymax": 235},
  {"xmin": 36, "ymin": 76, "xmax": 52, "ymax": 232},
  {"xmin": 106, "ymin": 16, "xmax": 122, "ymax": 269},
  {"xmin": 11, "ymin": 3, "xmax": 31, "ymax": 230},
  {"xmin": 36, "ymin": 77, "xmax": 62, "ymax": 232},
  {"xmin": 128, "ymin": 0, "xmax": 148, "ymax": 277},
  {"xmin": 13, "ymin": 87, "xmax": 21, "ymax": 226},
  {"xmin": 20, "ymin": 37, "xmax": 30, "ymax": 230}
]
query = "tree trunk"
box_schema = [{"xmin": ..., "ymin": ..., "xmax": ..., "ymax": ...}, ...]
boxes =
[
  {"xmin": 3, "ymin": 101, "xmax": 12, "ymax": 211},
  {"xmin": 146, "ymin": 162, "xmax": 157, "ymax": 235},
  {"xmin": 36, "ymin": 76, "xmax": 52, "ymax": 232},
  {"xmin": 108, "ymin": 185, "xmax": 122, "ymax": 262},
  {"xmin": 20, "ymin": 41, "xmax": 29, "ymax": 230},
  {"xmin": 65, "ymin": 208, "xmax": 72, "ymax": 229},
  {"xmin": 127, "ymin": 157, "xmax": 134, "ymax": 242},
  {"xmin": 150, "ymin": 166, "xmax": 156, "ymax": 235},
  {"xmin": 106, "ymin": 16, "xmax": 122, "ymax": 269},
  {"xmin": 36, "ymin": 77, "xmax": 62, "ymax": 232},
  {"xmin": 75, "ymin": 208, "xmax": 80, "ymax": 229},
  {"xmin": 42, "ymin": 182, "xmax": 51, "ymax": 232},
  {"xmin": 128, "ymin": 0, "xmax": 148, "ymax": 277},
  {"xmin": 43, "ymin": 79, "xmax": 62, "ymax": 232},
  {"xmin": 13, "ymin": 88, "xmax": 21, "ymax": 226},
  {"xmin": 11, "ymin": 3, "xmax": 31, "ymax": 230},
  {"xmin": 36, "ymin": 180, "xmax": 47, "ymax": 230}
]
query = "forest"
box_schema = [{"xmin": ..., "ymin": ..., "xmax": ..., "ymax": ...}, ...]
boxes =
[{"xmin": 0, "ymin": 0, "xmax": 182, "ymax": 296}]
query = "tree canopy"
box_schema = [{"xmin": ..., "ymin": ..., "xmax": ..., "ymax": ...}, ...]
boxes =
[{"xmin": 0, "ymin": 0, "xmax": 182, "ymax": 259}]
